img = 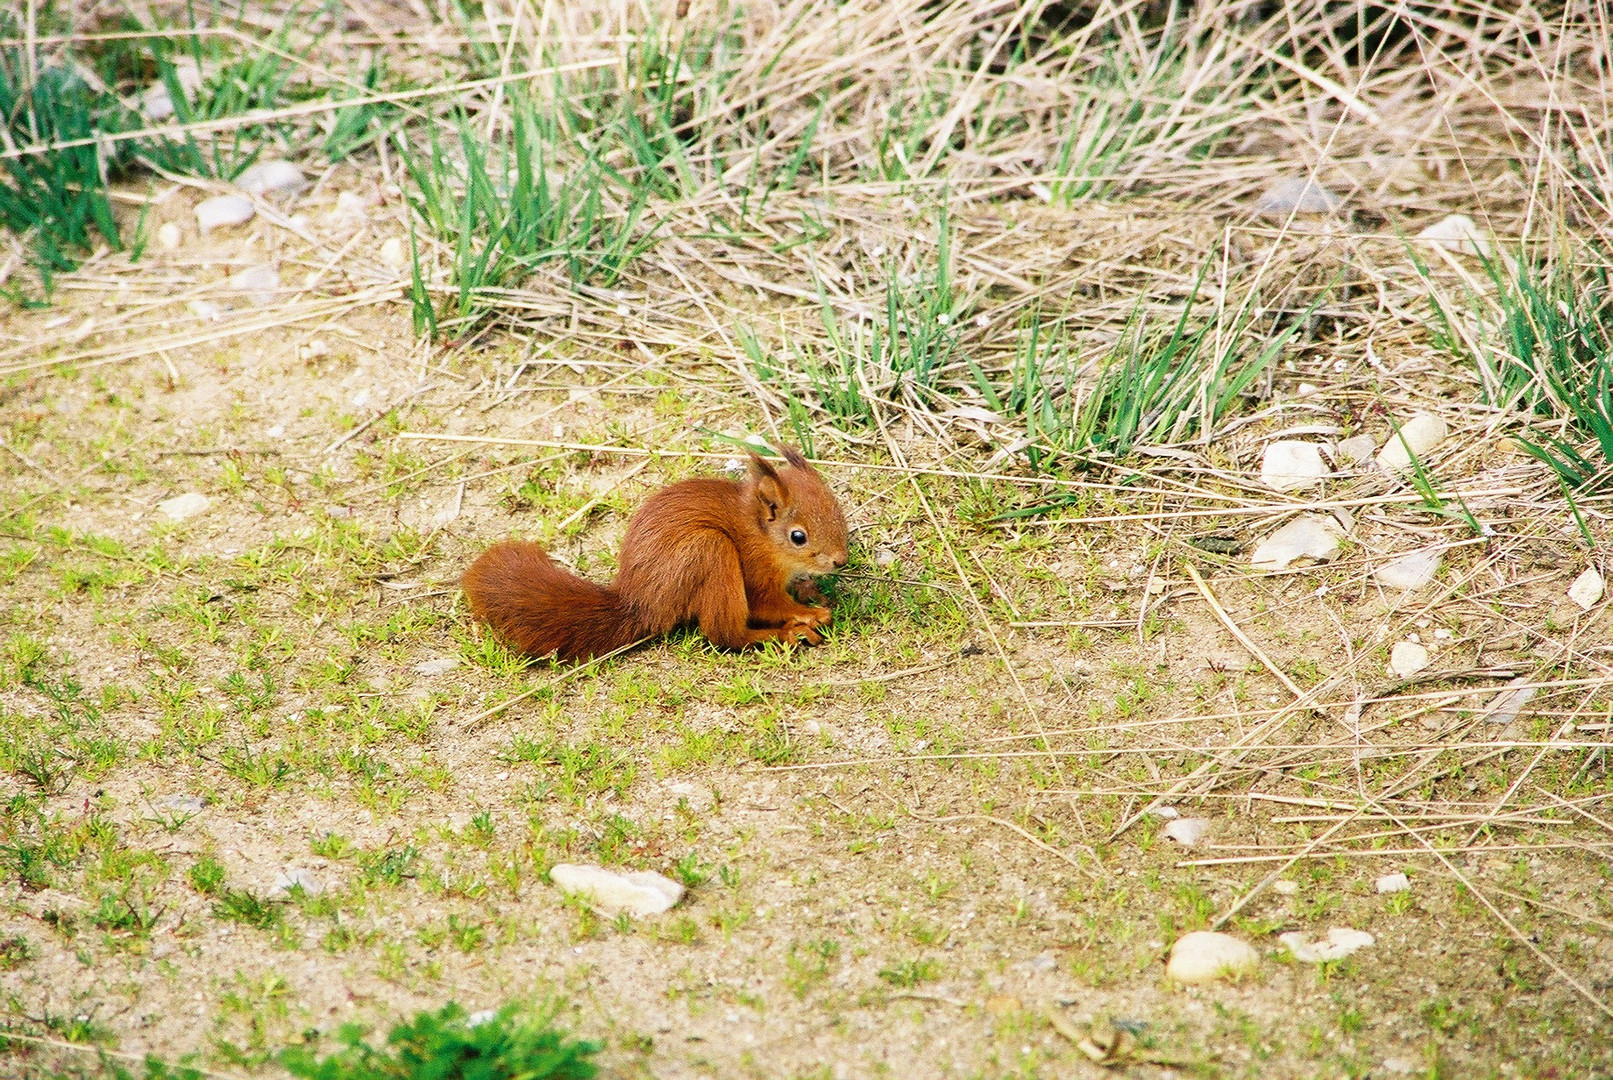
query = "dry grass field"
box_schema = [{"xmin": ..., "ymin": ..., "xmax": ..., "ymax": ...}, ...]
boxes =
[{"xmin": 2, "ymin": 1, "xmax": 1611, "ymax": 1077}]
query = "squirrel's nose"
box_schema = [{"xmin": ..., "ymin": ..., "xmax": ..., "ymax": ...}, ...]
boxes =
[{"xmin": 832, "ymin": 554, "xmax": 848, "ymax": 569}]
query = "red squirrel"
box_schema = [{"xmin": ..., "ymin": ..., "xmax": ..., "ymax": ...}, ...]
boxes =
[{"xmin": 462, "ymin": 445, "xmax": 849, "ymax": 662}]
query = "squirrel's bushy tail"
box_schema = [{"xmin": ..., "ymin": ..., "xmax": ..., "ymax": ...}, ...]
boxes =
[{"xmin": 462, "ymin": 541, "xmax": 647, "ymax": 662}]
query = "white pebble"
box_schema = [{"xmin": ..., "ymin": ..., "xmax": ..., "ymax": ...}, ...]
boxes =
[
  {"xmin": 1389, "ymin": 641, "xmax": 1429, "ymax": 677},
  {"xmin": 1486, "ymin": 680, "xmax": 1537, "ymax": 725},
  {"xmin": 1376, "ymin": 872, "xmax": 1411, "ymax": 894},
  {"xmin": 1250, "ymin": 514, "xmax": 1344, "ymax": 571},
  {"xmin": 1165, "ymin": 931, "xmax": 1261, "ymax": 984},
  {"xmin": 1256, "ymin": 177, "xmax": 1340, "ymax": 216},
  {"xmin": 236, "ymin": 160, "xmax": 305, "ymax": 197},
  {"xmin": 195, "ymin": 195, "xmax": 255, "ymax": 232},
  {"xmin": 1376, "ymin": 412, "xmax": 1447, "ymax": 473},
  {"xmin": 1567, "ymin": 567, "xmax": 1604, "ymax": 611},
  {"xmin": 413, "ymin": 658, "xmax": 459, "ymax": 676},
  {"xmin": 270, "ymin": 867, "xmax": 325, "ymax": 897},
  {"xmin": 156, "ymin": 222, "xmax": 182, "ymax": 250},
  {"xmin": 227, "ymin": 263, "xmax": 280, "ymax": 305},
  {"xmin": 1162, "ymin": 817, "xmax": 1210, "ymax": 847},
  {"xmin": 1272, "ymin": 880, "xmax": 1298, "ymax": 896},
  {"xmin": 156, "ymin": 492, "xmax": 210, "ymax": 521},
  {"xmin": 1374, "ymin": 549, "xmax": 1441, "ymax": 592},
  {"xmin": 550, "ymin": 864, "xmax": 684, "ymax": 917},
  {"xmin": 1260, "ymin": 440, "xmax": 1327, "ymax": 492},
  {"xmin": 1279, "ymin": 928, "xmax": 1374, "ymax": 963},
  {"xmin": 379, "ymin": 236, "xmax": 408, "ymax": 271},
  {"xmin": 1335, "ymin": 433, "xmax": 1377, "ymax": 465},
  {"xmin": 1416, "ymin": 213, "xmax": 1491, "ymax": 257}
]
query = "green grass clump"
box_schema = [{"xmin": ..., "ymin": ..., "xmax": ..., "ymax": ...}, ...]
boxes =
[
  {"xmin": 279, "ymin": 1002, "xmax": 599, "ymax": 1080},
  {"xmin": 0, "ymin": 53, "xmax": 130, "ymax": 293}
]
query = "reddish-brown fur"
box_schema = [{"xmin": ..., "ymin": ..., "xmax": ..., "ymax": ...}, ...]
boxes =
[{"xmin": 462, "ymin": 446, "xmax": 849, "ymax": 662}]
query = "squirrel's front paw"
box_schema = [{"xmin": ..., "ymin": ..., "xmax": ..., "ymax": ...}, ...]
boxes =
[
  {"xmin": 788, "ymin": 606, "xmax": 832, "ymax": 630},
  {"xmin": 782, "ymin": 623, "xmax": 823, "ymax": 646}
]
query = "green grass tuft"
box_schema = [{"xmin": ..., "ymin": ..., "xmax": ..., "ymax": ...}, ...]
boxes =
[{"xmin": 279, "ymin": 1002, "xmax": 599, "ymax": 1080}]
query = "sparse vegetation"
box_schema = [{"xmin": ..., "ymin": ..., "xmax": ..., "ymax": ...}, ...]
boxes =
[{"xmin": 1, "ymin": 1, "xmax": 1610, "ymax": 1077}]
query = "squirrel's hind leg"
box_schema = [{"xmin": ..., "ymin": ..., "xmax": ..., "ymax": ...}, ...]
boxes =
[{"xmin": 689, "ymin": 539, "xmax": 821, "ymax": 649}]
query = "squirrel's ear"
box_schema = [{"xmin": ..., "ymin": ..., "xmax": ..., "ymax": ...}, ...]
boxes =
[
  {"xmin": 748, "ymin": 452, "xmax": 784, "ymax": 522},
  {"xmin": 779, "ymin": 444, "xmax": 811, "ymax": 472}
]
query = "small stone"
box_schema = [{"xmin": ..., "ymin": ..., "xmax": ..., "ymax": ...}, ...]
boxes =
[
  {"xmin": 1150, "ymin": 805, "xmax": 1179, "ymax": 820},
  {"xmin": 1487, "ymin": 680, "xmax": 1538, "ymax": 725},
  {"xmin": 1165, "ymin": 931, "xmax": 1261, "ymax": 984},
  {"xmin": 227, "ymin": 263, "xmax": 280, "ymax": 305},
  {"xmin": 188, "ymin": 299, "xmax": 222, "ymax": 321},
  {"xmin": 1250, "ymin": 514, "xmax": 1343, "ymax": 570},
  {"xmin": 236, "ymin": 160, "xmax": 305, "ymax": 197},
  {"xmin": 142, "ymin": 83, "xmax": 177, "ymax": 121},
  {"xmin": 1279, "ymin": 928, "xmax": 1374, "ymax": 963},
  {"xmin": 140, "ymin": 60, "xmax": 202, "ymax": 121},
  {"xmin": 379, "ymin": 236, "xmax": 408, "ymax": 271},
  {"xmin": 1162, "ymin": 817, "xmax": 1210, "ymax": 847},
  {"xmin": 1272, "ymin": 880, "xmax": 1298, "ymax": 896},
  {"xmin": 1376, "ymin": 412, "xmax": 1448, "ymax": 473},
  {"xmin": 154, "ymin": 794, "xmax": 205, "ymax": 815},
  {"xmin": 1568, "ymin": 567, "xmax": 1604, "ymax": 611},
  {"xmin": 1382, "ymin": 1058, "xmax": 1418, "ymax": 1077},
  {"xmin": 195, "ymin": 194, "xmax": 255, "ymax": 232},
  {"xmin": 550, "ymin": 863, "xmax": 684, "ymax": 917},
  {"xmin": 414, "ymin": 657, "xmax": 458, "ymax": 676},
  {"xmin": 1376, "ymin": 873, "xmax": 1411, "ymax": 894},
  {"xmin": 1260, "ymin": 441, "xmax": 1327, "ymax": 492},
  {"xmin": 873, "ymin": 546, "xmax": 899, "ymax": 569},
  {"xmin": 325, "ymin": 505, "xmax": 353, "ymax": 519},
  {"xmin": 1389, "ymin": 641, "xmax": 1430, "ymax": 677},
  {"xmin": 984, "ymin": 995, "xmax": 1021, "ymax": 1017},
  {"xmin": 326, "ymin": 191, "xmax": 369, "ymax": 228},
  {"xmin": 1336, "ymin": 433, "xmax": 1377, "ymax": 465},
  {"xmin": 1375, "ymin": 549, "xmax": 1441, "ymax": 591},
  {"xmin": 271, "ymin": 868, "xmax": 325, "ymax": 898},
  {"xmin": 157, "ymin": 492, "xmax": 210, "ymax": 521},
  {"xmin": 1256, "ymin": 177, "xmax": 1341, "ymax": 216},
  {"xmin": 156, "ymin": 222, "xmax": 182, "ymax": 250},
  {"xmin": 1416, "ymin": 213, "xmax": 1491, "ymax": 257}
]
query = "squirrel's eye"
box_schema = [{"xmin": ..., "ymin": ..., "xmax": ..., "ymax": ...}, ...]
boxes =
[{"xmin": 789, "ymin": 528, "xmax": 807, "ymax": 546}]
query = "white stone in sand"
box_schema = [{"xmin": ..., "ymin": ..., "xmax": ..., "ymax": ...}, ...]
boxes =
[
  {"xmin": 1389, "ymin": 641, "xmax": 1430, "ymax": 677},
  {"xmin": 195, "ymin": 194, "xmax": 255, "ymax": 232},
  {"xmin": 1376, "ymin": 872, "xmax": 1411, "ymax": 894},
  {"xmin": 1375, "ymin": 549, "xmax": 1440, "ymax": 591},
  {"xmin": 1335, "ymin": 433, "xmax": 1377, "ymax": 465},
  {"xmin": 271, "ymin": 868, "xmax": 326, "ymax": 897},
  {"xmin": 379, "ymin": 236, "xmax": 408, "ymax": 271},
  {"xmin": 156, "ymin": 222, "xmax": 182, "ymax": 250},
  {"xmin": 1260, "ymin": 441, "xmax": 1327, "ymax": 491},
  {"xmin": 1279, "ymin": 928, "xmax": 1374, "ymax": 963},
  {"xmin": 1416, "ymin": 213, "xmax": 1491, "ymax": 257},
  {"xmin": 413, "ymin": 657, "xmax": 459, "ymax": 676},
  {"xmin": 1162, "ymin": 817, "xmax": 1210, "ymax": 847},
  {"xmin": 1166, "ymin": 931, "xmax": 1261, "ymax": 984},
  {"xmin": 1486, "ymin": 680, "xmax": 1537, "ymax": 725},
  {"xmin": 157, "ymin": 492, "xmax": 210, "ymax": 521},
  {"xmin": 1251, "ymin": 515, "xmax": 1343, "ymax": 571},
  {"xmin": 1567, "ymin": 567, "xmax": 1604, "ymax": 611},
  {"xmin": 1256, "ymin": 177, "xmax": 1340, "ymax": 216},
  {"xmin": 227, "ymin": 263, "xmax": 280, "ymax": 305},
  {"xmin": 236, "ymin": 160, "xmax": 305, "ymax": 197},
  {"xmin": 550, "ymin": 864, "xmax": 684, "ymax": 917},
  {"xmin": 1376, "ymin": 412, "xmax": 1447, "ymax": 473}
]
